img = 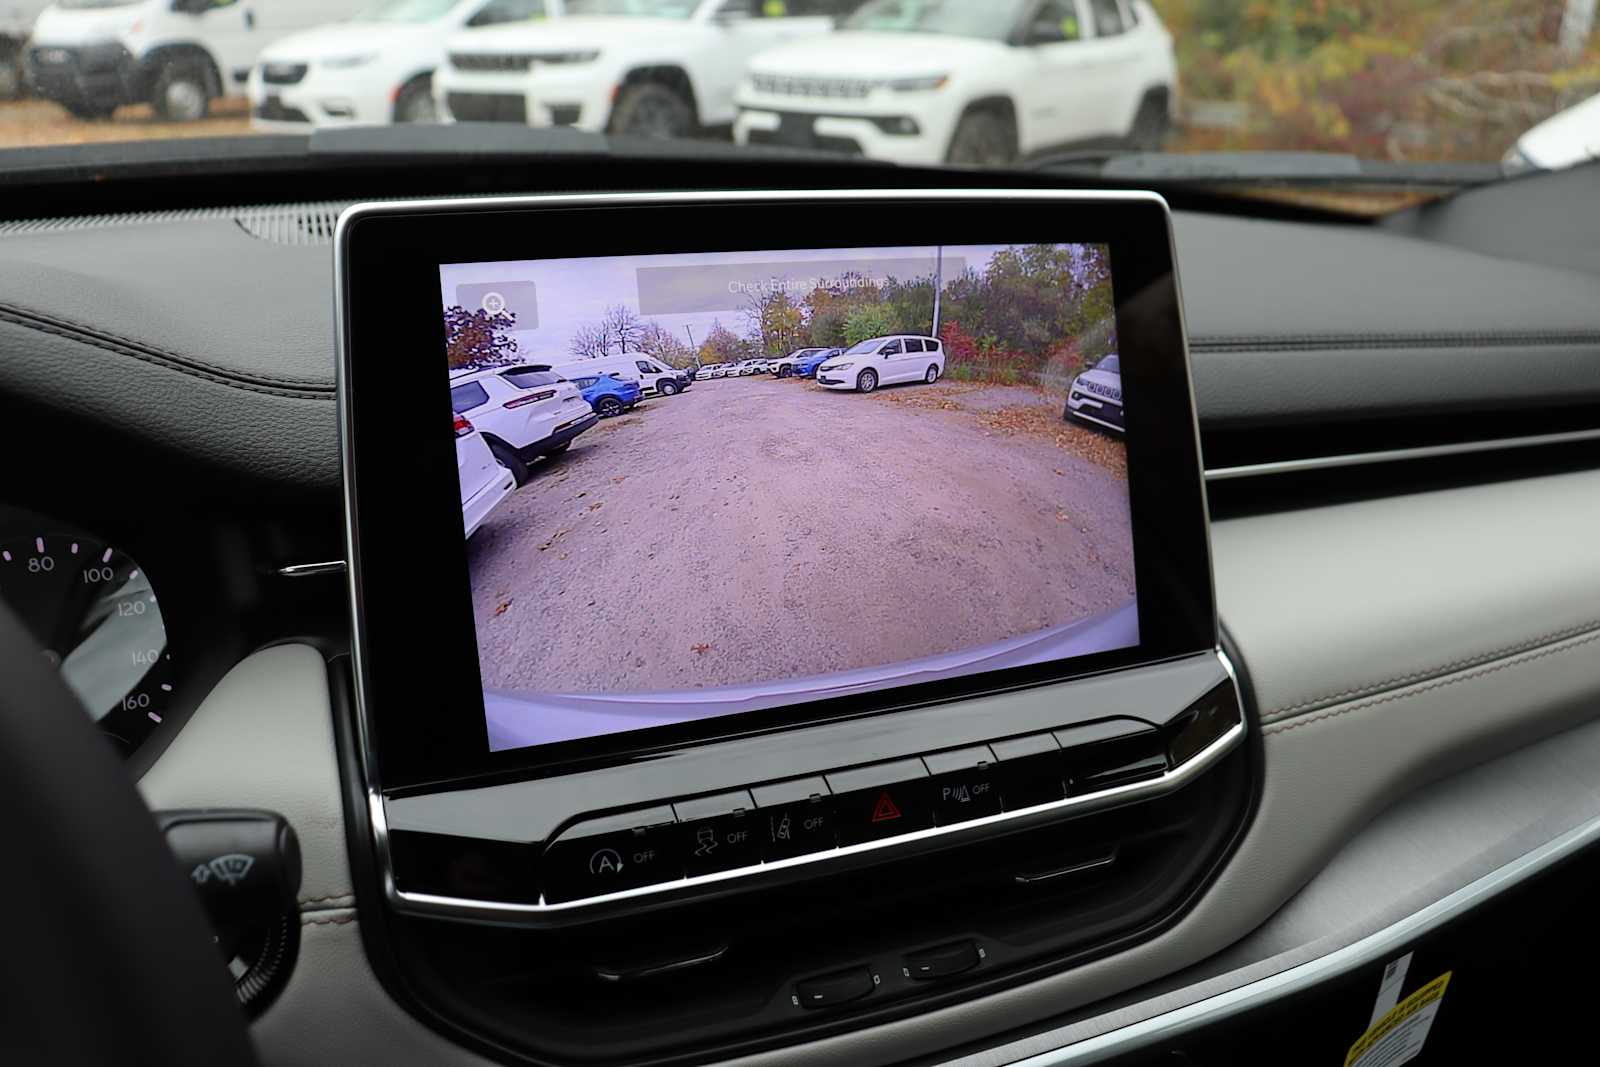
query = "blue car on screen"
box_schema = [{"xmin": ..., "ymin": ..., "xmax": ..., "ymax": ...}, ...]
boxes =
[
  {"xmin": 794, "ymin": 348, "xmax": 841, "ymax": 378},
  {"xmin": 571, "ymin": 372, "xmax": 642, "ymax": 417}
]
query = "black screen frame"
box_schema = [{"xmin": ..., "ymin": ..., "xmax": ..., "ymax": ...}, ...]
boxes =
[{"xmin": 338, "ymin": 190, "xmax": 1215, "ymax": 794}]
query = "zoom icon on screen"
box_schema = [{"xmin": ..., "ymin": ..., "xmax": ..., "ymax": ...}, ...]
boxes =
[{"xmin": 455, "ymin": 280, "xmax": 539, "ymax": 329}]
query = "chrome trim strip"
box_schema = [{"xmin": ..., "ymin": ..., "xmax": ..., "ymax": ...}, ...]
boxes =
[
  {"xmin": 387, "ymin": 718, "xmax": 1243, "ymax": 920},
  {"xmin": 335, "ymin": 189, "xmax": 1222, "ymax": 925},
  {"xmin": 999, "ymin": 805, "xmax": 1600, "ymax": 1066},
  {"xmin": 1204, "ymin": 426, "xmax": 1600, "ymax": 482},
  {"xmin": 276, "ymin": 559, "xmax": 348, "ymax": 578}
]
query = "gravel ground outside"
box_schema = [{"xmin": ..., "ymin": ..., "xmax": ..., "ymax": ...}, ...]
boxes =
[
  {"xmin": 0, "ymin": 97, "xmax": 251, "ymax": 147},
  {"xmin": 466, "ymin": 373, "xmax": 1134, "ymax": 695}
]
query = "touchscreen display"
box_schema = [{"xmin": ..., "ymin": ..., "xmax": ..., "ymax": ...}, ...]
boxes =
[{"xmin": 440, "ymin": 245, "xmax": 1137, "ymax": 753}]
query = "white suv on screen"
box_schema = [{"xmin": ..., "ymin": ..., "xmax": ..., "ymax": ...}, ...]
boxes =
[
  {"xmin": 817, "ymin": 334, "xmax": 944, "ymax": 393},
  {"xmin": 250, "ymin": 0, "xmax": 554, "ymax": 131},
  {"xmin": 456, "ymin": 413, "xmax": 517, "ymax": 537},
  {"xmin": 435, "ymin": 0, "xmax": 840, "ymax": 136},
  {"xmin": 735, "ymin": 0, "xmax": 1175, "ymax": 166},
  {"xmin": 449, "ymin": 364, "xmax": 599, "ymax": 484},
  {"xmin": 1065, "ymin": 352, "xmax": 1122, "ymax": 432}
]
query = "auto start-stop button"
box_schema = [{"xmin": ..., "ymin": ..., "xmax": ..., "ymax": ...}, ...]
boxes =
[{"xmin": 542, "ymin": 805, "xmax": 681, "ymax": 903}]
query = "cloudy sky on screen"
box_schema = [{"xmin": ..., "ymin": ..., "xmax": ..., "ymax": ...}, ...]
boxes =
[{"xmin": 438, "ymin": 244, "xmax": 1023, "ymax": 360}]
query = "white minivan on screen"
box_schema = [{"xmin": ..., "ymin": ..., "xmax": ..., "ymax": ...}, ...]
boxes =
[{"xmin": 816, "ymin": 334, "xmax": 944, "ymax": 393}]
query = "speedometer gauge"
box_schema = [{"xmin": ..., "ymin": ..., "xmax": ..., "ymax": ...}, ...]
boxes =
[{"xmin": 0, "ymin": 533, "xmax": 174, "ymax": 756}]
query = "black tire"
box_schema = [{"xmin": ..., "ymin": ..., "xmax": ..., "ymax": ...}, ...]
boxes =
[
  {"xmin": 777, "ymin": 365, "xmax": 792, "ymax": 378},
  {"xmin": 64, "ymin": 99, "xmax": 118, "ymax": 121},
  {"xmin": 488, "ymin": 440, "xmax": 530, "ymax": 486},
  {"xmin": 394, "ymin": 76, "xmax": 438, "ymax": 123},
  {"xmin": 946, "ymin": 108, "xmax": 1015, "ymax": 166},
  {"xmin": 657, "ymin": 379, "xmax": 680, "ymax": 397},
  {"xmin": 925, "ymin": 364, "xmax": 940, "ymax": 384},
  {"xmin": 1128, "ymin": 92, "xmax": 1171, "ymax": 151},
  {"xmin": 857, "ymin": 368, "xmax": 878, "ymax": 394},
  {"xmin": 609, "ymin": 81, "xmax": 695, "ymax": 139},
  {"xmin": 595, "ymin": 396, "xmax": 624, "ymax": 418},
  {"xmin": 151, "ymin": 61, "xmax": 211, "ymax": 122}
]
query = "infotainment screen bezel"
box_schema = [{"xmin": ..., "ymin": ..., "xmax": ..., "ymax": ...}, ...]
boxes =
[{"xmin": 337, "ymin": 190, "xmax": 1214, "ymax": 793}]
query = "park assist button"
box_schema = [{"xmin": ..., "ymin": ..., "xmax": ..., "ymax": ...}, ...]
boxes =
[
  {"xmin": 542, "ymin": 806, "xmax": 681, "ymax": 903},
  {"xmin": 674, "ymin": 790, "xmax": 761, "ymax": 876},
  {"xmin": 827, "ymin": 758, "xmax": 933, "ymax": 845},
  {"xmin": 753, "ymin": 777, "xmax": 837, "ymax": 861},
  {"xmin": 923, "ymin": 745, "xmax": 1002, "ymax": 824}
]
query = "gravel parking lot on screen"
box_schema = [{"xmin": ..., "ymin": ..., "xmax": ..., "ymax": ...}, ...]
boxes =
[{"xmin": 466, "ymin": 375, "xmax": 1134, "ymax": 694}]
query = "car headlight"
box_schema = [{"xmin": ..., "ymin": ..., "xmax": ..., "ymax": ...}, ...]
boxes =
[
  {"xmin": 322, "ymin": 53, "xmax": 378, "ymax": 70},
  {"xmin": 534, "ymin": 50, "xmax": 600, "ymax": 65},
  {"xmin": 888, "ymin": 74, "xmax": 948, "ymax": 92},
  {"xmin": 825, "ymin": 362, "xmax": 852, "ymax": 371}
]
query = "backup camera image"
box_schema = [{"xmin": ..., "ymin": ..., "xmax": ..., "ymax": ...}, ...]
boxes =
[{"xmin": 440, "ymin": 244, "xmax": 1137, "ymax": 753}]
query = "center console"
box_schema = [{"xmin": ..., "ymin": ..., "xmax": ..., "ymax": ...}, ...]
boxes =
[{"xmin": 336, "ymin": 190, "xmax": 1255, "ymax": 1064}]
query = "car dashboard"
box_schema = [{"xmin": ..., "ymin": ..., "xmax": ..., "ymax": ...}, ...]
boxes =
[{"xmin": 3, "ymin": 153, "xmax": 1599, "ymax": 1067}]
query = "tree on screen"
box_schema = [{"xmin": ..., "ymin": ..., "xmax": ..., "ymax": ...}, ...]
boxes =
[
  {"xmin": 698, "ymin": 319, "xmax": 744, "ymax": 364},
  {"xmin": 444, "ymin": 305, "xmax": 518, "ymax": 369},
  {"xmin": 602, "ymin": 304, "xmax": 645, "ymax": 354},
  {"xmin": 638, "ymin": 322, "xmax": 695, "ymax": 368},
  {"xmin": 569, "ymin": 322, "xmax": 610, "ymax": 360}
]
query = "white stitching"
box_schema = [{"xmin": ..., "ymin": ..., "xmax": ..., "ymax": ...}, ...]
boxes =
[
  {"xmin": 1262, "ymin": 619, "xmax": 1600, "ymax": 722},
  {"xmin": 1263, "ymin": 628, "xmax": 1600, "ymax": 737}
]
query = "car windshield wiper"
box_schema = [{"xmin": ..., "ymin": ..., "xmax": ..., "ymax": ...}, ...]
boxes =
[{"xmin": 1026, "ymin": 149, "xmax": 1510, "ymax": 189}]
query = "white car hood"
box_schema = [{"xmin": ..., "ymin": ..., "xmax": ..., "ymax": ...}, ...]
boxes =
[
  {"xmin": 259, "ymin": 22, "xmax": 436, "ymax": 63},
  {"xmin": 747, "ymin": 30, "xmax": 1007, "ymax": 79},
  {"xmin": 1517, "ymin": 91, "xmax": 1600, "ymax": 169},
  {"xmin": 447, "ymin": 15, "xmax": 702, "ymax": 54},
  {"xmin": 31, "ymin": 4, "xmax": 143, "ymax": 46}
]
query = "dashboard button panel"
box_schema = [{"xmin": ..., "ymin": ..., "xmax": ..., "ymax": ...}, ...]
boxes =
[{"xmin": 413, "ymin": 674, "xmax": 1246, "ymax": 914}]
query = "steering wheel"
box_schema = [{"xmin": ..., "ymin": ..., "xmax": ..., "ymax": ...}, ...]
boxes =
[{"xmin": 0, "ymin": 604, "xmax": 257, "ymax": 1064}]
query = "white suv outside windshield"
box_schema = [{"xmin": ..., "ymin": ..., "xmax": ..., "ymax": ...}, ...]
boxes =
[
  {"xmin": 844, "ymin": 0, "xmax": 1030, "ymax": 40},
  {"xmin": 565, "ymin": 0, "xmax": 698, "ymax": 16}
]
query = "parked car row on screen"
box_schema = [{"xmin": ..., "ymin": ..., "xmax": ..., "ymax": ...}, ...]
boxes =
[{"xmin": 451, "ymin": 354, "xmax": 693, "ymax": 534}]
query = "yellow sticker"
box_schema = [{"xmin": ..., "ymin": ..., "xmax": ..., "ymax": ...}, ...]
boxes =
[{"xmin": 1344, "ymin": 971, "xmax": 1451, "ymax": 1067}]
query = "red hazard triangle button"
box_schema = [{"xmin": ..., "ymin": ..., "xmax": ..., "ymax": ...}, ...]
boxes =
[{"xmin": 870, "ymin": 791, "xmax": 902, "ymax": 823}]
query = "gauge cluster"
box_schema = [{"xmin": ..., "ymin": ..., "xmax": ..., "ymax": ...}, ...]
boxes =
[
  {"xmin": 0, "ymin": 493, "xmax": 347, "ymax": 776},
  {"xmin": 1, "ymin": 529, "xmax": 177, "ymax": 756}
]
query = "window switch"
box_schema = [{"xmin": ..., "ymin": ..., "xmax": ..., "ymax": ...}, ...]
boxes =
[
  {"xmin": 793, "ymin": 965, "xmax": 877, "ymax": 1009},
  {"xmin": 903, "ymin": 940, "xmax": 983, "ymax": 980}
]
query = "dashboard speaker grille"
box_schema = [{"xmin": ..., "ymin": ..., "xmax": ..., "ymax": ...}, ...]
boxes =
[{"xmin": 0, "ymin": 202, "xmax": 354, "ymax": 244}]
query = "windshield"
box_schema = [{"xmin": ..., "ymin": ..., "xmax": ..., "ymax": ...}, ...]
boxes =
[
  {"xmin": 1097, "ymin": 355, "xmax": 1120, "ymax": 373},
  {"xmin": 565, "ymin": 0, "xmax": 699, "ymax": 16},
  {"xmin": 841, "ymin": 338, "xmax": 887, "ymax": 357},
  {"xmin": 843, "ymin": 0, "xmax": 1030, "ymax": 40},
  {"xmin": 355, "ymin": 0, "xmax": 462, "ymax": 22},
  {"xmin": 4, "ymin": 0, "xmax": 1597, "ymax": 201}
]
